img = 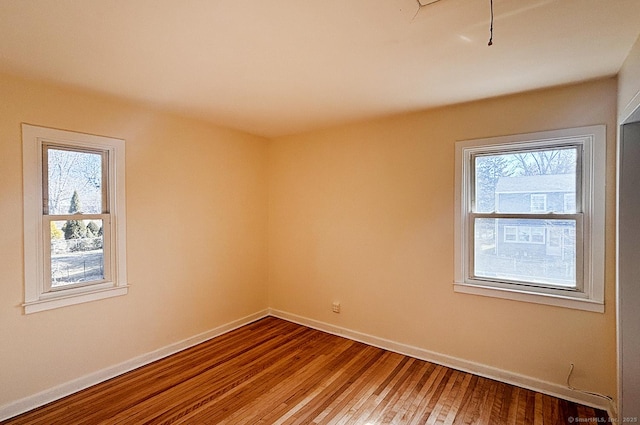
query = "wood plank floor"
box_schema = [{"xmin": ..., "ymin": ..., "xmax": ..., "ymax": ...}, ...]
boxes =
[{"xmin": 2, "ymin": 317, "xmax": 608, "ymax": 424}]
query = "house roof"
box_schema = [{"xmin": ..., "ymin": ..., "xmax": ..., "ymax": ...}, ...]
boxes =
[
  {"xmin": 495, "ymin": 174, "xmax": 575, "ymax": 193},
  {"xmin": 0, "ymin": 1, "xmax": 639, "ymax": 137}
]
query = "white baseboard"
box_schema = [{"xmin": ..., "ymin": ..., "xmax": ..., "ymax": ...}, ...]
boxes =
[
  {"xmin": 1, "ymin": 308, "xmax": 613, "ymax": 421},
  {"xmin": 0, "ymin": 309, "xmax": 269, "ymax": 422},
  {"xmin": 268, "ymin": 308, "xmax": 613, "ymax": 415}
]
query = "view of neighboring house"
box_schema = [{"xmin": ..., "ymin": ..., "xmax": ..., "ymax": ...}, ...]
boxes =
[{"xmin": 475, "ymin": 174, "xmax": 577, "ymax": 287}]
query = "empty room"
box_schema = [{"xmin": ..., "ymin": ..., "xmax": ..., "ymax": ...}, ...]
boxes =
[{"xmin": 1, "ymin": 0, "xmax": 639, "ymax": 423}]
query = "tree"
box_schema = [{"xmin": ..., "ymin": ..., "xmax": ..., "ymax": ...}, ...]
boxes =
[
  {"xmin": 86, "ymin": 221, "xmax": 100, "ymax": 238},
  {"xmin": 63, "ymin": 190, "xmax": 86, "ymax": 240},
  {"xmin": 50, "ymin": 222, "xmax": 63, "ymax": 239},
  {"xmin": 63, "ymin": 220, "xmax": 86, "ymax": 240},
  {"xmin": 46, "ymin": 149, "xmax": 80, "ymax": 215},
  {"xmin": 510, "ymin": 149, "xmax": 576, "ymax": 176},
  {"xmin": 68, "ymin": 190, "xmax": 81, "ymax": 214},
  {"xmin": 475, "ymin": 155, "xmax": 513, "ymax": 212}
]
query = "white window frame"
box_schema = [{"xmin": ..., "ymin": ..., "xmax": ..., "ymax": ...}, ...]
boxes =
[
  {"xmin": 454, "ymin": 125, "xmax": 606, "ymax": 312},
  {"xmin": 22, "ymin": 124, "xmax": 128, "ymax": 314}
]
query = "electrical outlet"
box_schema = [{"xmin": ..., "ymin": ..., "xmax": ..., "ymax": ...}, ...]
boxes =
[{"xmin": 332, "ymin": 301, "xmax": 341, "ymax": 313}]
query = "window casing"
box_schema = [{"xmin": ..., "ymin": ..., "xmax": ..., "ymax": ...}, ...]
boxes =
[
  {"xmin": 22, "ymin": 124, "xmax": 127, "ymax": 314},
  {"xmin": 454, "ymin": 126, "xmax": 605, "ymax": 312}
]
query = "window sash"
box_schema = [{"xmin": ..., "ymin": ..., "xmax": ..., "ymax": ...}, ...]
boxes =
[
  {"xmin": 42, "ymin": 143, "xmax": 110, "ymax": 215},
  {"xmin": 469, "ymin": 143, "xmax": 583, "ymax": 214},
  {"xmin": 43, "ymin": 213, "xmax": 112, "ymax": 293},
  {"xmin": 468, "ymin": 212, "xmax": 584, "ymax": 292}
]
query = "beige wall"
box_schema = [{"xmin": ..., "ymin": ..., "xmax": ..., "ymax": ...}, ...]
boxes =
[
  {"xmin": 0, "ymin": 73, "xmax": 269, "ymax": 406},
  {"xmin": 619, "ymin": 34, "xmax": 640, "ymax": 122},
  {"xmin": 269, "ymin": 78, "xmax": 618, "ymax": 397}
]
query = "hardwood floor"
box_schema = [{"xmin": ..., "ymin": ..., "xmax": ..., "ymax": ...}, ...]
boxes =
[{"xmin": 2, "ymin": 317, "xmax": 608, "ymax": 424}]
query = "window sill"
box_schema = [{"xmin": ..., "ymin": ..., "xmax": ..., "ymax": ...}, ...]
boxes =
[
  {"xmin": 453, "ymin": 282, "xmax": 604, "ymax": 313},
  {"xmin": 23, "ymin": 285, "xmax": 129, "ymax": 314}
]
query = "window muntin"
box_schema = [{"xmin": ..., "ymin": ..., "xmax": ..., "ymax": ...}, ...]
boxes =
[
  {"xmin": 454, "ymin": 126, "xmax": 605, "ymax": 312},
  {"xmin": 22, "ymin": 124, "xmax": 127, "ymax": 314}
]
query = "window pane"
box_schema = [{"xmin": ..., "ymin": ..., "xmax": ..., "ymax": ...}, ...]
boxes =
[
  {"xmin": 504, "ymin": 226, "xmax": 517, "ymax": 242},
  {"xmin": 47, "ymin": 148, "xmax": 103, "ymax": 215},
  {"xmin": 50, "ymin": 219, "xmax": 104, "ymax": 287},
  {"xmin": 474, "ymin": 148, "xmax": 577, "ymax": 213},
  {"xmin": 474, "ymin": 218, "xmax": 576, "ymax": 288}
]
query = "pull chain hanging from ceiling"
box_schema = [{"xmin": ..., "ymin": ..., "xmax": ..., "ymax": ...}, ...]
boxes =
[{"xmin": 488, "ymin": 0, "xmax": 494, "ymax": 46}]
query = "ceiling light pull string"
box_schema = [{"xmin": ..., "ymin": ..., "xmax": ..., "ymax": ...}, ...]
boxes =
[{"xmin": 488, "ymin": 0, "xmax": 494, "ymax": 46}]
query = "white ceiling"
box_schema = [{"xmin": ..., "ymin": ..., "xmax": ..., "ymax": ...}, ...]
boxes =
[{"xmin": 1, "ymin": 0, "xmax": 639, "ymax": 138}]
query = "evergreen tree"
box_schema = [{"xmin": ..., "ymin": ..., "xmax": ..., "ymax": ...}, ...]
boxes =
[
  {"xmin": 63, "ymin": 190, "xmax": 86, "ymax": 240},
  {"xmin": 69, "ymin": 190, "xmax": 81, "ymax": 214},
  {"xmin": 63, "ymin": 220, "xmax": 86, "ymax": 240},
  {"xmin": 86, "ymin": 221, "xmax": 100, "ymax": 238}
]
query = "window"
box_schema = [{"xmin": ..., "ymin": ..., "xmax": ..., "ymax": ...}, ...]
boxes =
[
  {"xmin": 531, "ymin": 227, "xmax": 545, "ymax": 244},
  {"xmin": 564, "ymin": 193, "xmax": 576, "ymax": 213},
  {"xmin": 530, "ymin": 194, "xmax": 547, "ymax": 212},
  {"xmin": 503, "ymin": 226, "xmax": 546, "ymax": 244},
  {"xmin": 22, "ymin": 124, "xmax": 127, "ymax": 313},
  {"xmin": 504, "ymin": 226, "xmax": 517, "ymax": 242},
  {"xmin": 454, "ymin": 126, "xmax": 605, "ymax": 312}
]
